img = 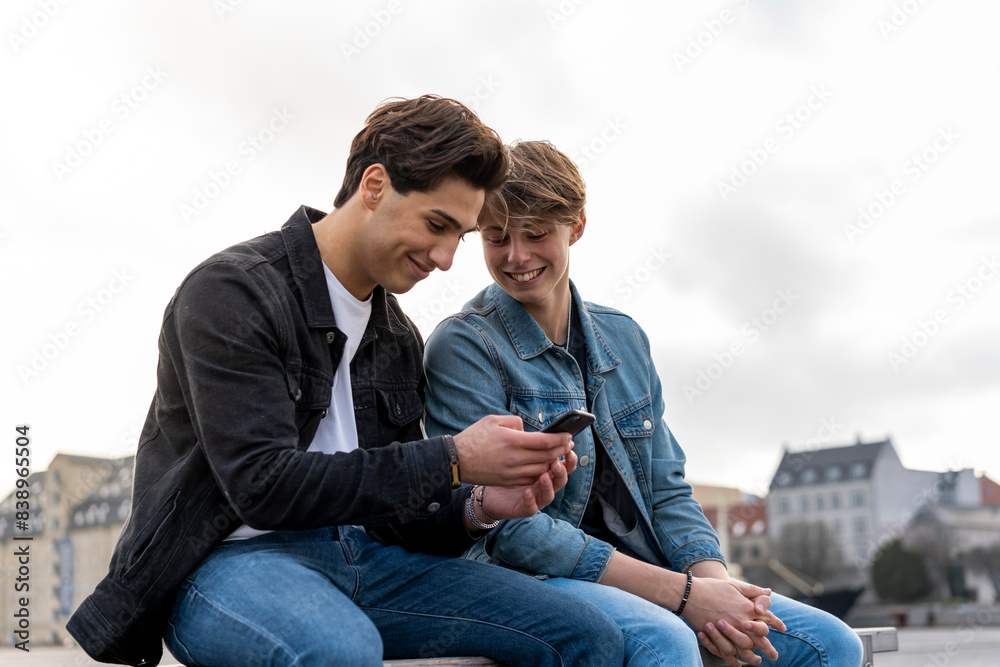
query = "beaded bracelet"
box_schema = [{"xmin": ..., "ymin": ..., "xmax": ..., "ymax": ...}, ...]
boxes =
[{"xmin": 675, "ymin": 570, "xmax": 693, "ymax": 616}]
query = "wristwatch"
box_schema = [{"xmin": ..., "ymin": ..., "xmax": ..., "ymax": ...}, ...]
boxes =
[{"xmin": 444, "ymin": 435, "xmax": 461, "ymax": 488}]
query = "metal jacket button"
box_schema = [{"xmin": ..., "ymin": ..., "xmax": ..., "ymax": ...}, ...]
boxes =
[
  {"xmin": 579, "ymin": 455, "xmax": 590, "ymax": 467},
  {"xmin": 326, "ymin": 331, "xmax": 336, "ymax": 343}
]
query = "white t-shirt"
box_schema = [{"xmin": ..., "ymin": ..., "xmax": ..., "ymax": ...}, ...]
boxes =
[
  {"xmin": 308, "ymin": 264, "xmax": 372, "ymax": 455},
  {"xmin": 226, "ymin": 264, "xmax": 373, "ymax": 541}
]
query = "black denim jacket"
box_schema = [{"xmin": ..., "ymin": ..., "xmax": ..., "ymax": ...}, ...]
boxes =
[{"xmin": 66, "ymin": 207, "xmax": 473, "ymax": 666}]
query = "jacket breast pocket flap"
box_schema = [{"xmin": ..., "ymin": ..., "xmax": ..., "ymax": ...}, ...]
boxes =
[
  {"xmin": 377, "ymin": 387, "xmax": 423, "ymax": 426},
  {"xmin": 612, "ymin": 399, "xmax": 655, "ymax": 438}
]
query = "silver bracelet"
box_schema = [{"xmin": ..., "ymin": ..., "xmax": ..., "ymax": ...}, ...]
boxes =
[{"xmin": 465, "ymin": 485, "xmax": 500, "ymax": 531}]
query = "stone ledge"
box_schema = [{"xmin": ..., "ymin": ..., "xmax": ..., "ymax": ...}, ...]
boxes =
[{"xmin": 162, "ymin": 626, "xmax": 898, "ymax": 666}]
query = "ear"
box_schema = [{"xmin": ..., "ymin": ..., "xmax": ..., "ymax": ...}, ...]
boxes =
[
  {"xmin": 359, "ymin": 164, "xmax": 389, "ymax": 211},
  {"xmin": 569, "ymin": 216, "xmax": 587, "ymax": 246}
]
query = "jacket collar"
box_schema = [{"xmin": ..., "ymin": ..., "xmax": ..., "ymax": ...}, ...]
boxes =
[
  {"xmin": 488, "ymin": 281, "xmax": 620, "ymax": 375},
  {"xmin": 280, "ymin": 205, "xmax": 408, "ymax": 336}
]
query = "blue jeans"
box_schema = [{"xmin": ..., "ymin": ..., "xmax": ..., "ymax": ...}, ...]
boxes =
[
  {"xmin": 546, "ymin": 577, "xmax": 864, "ymax": 667},
  {"xmin": 165, "ymin": 526, "xmax": 623, "ymax": 667}
]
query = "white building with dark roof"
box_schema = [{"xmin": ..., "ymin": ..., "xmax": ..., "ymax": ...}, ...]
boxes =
[{"xmin": 766, "ymin": 436, "xmax": 980, "ymax": 583}]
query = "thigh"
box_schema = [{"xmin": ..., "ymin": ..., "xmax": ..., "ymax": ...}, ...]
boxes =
[
  {"xmin": 341, "ymin": 528, "xmax": 623, "ymax": 667},
  {"xmin": 165, "ymin": 530, "xmax": 383, "ymax": 667},
  {"xmin": 759, "ymin": 593, "xmax": 864, "ymax": 667},
  {"xmin": 546, "ymin": 577, "xmax": 701, "ymax": 667}
]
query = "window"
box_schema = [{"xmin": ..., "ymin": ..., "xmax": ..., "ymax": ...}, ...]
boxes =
[
  {"xmin": 850, "ymin": 491, "xmax": 866, "ymax": 507},
  {"xmin": 816, "ymin": 495, "xmax": 825, "ymax": 511},
  {"xmin": 801, "ymin": 468, "xmax": 818, "ymax": 485},
  {"xmin": 800, "ymin": 496, "xmax": 810, "ymax": 513},
  {"xmin": 825, "ymin": 466, "xmax": 843, "ymax": 482},
  {"xmin": 775, "ymin": 471, "xmax": 793, "ymax": 487},
  {"xmin": 831, "ymin": 493, "xmax": 841, "ymax": 509},
  {"xmin": 850, "ymin": 462, "xmax": 868, "ymax": 479},
  {"xmin": 853, "ymin": 517, "xmax": 868, "ymax": 535},
  {"xmin": 777, "ymin": 499, "xmax": 790, "ymax": 515},
  {"xmin": 832, "ymin": 519, "xmax": 842, "ymax": 536}
]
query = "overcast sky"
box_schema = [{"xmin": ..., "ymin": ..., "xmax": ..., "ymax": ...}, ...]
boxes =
[{"xmin": 2, "ymin": 1, "xmax": 998, "ymax": 500}]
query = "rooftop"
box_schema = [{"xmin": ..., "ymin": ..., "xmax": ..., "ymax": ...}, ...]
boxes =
[{"xmin": 769, "ymin": 437, "xmax": 893, "ymax": 491}]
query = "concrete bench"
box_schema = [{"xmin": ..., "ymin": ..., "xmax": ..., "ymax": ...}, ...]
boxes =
[
  {"xmin": 164, "ymin": 626, "xmax": 898, "ymax": 665},
  {"xmin": 380, "ymin": 627, "xmax": 899, "ymax": 665}
]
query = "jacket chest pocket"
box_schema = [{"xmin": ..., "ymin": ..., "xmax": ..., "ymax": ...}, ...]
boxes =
[
  {"xmin": 285, "ymin": 366, "xmax": 332, "ymax": 411},
  {"xmin": 609, "ymin": 398, "xmax": 655, "ymax": 478},
  {"xmin": 612, "ymin": 399, "xmax": 655, "ymax": 439},
  {"xmin": 377, "ymin": 387, "xmax": 423, "ymax": 426},
  {"xmin": 508, "ymin": 396, "xmax": 582, "ymax": 432}
]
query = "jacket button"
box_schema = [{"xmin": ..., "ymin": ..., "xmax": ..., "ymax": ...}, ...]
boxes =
[
  {"xmin": 294, "ymin": 389, "xmax": 303, "ymax": 401},
  {"xmin": 326, "ymin": 331, "xmax": 336, "ymax": 343},
  {"xmin": 427, "ymin": 502, "xmax": 441, "ymax": 512},
  {"xmin": 579, "ymin": 455, "xmax": 590, "ymax": 467},
  {"xmin": 643, "ymin": 419, "xmax": 652, "ymax": 430}
]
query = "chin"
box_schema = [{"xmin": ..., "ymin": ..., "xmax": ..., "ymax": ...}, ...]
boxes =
[{"xmin": 383, "ymin": 283, "xmax": 414, "ymax": 295}]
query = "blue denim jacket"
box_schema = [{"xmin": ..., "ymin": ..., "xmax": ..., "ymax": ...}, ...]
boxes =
[{"xmin": 424, "ymin": 282, "xmax": 724, "ymax": 582}]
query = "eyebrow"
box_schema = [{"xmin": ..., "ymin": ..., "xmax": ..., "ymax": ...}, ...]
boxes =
[{"xmin": 431, "ymin": 209, "xmax": 478, "ymax": 235}]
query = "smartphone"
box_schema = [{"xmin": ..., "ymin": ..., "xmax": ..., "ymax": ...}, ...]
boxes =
[{"xmin": 540, "ymin": 409, "xmax": 596, "ymax": 436}]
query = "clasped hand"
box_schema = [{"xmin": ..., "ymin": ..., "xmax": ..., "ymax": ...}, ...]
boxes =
[{"xmin": 687, "ymin": 578, "xmax": 787, "ymax": 667}]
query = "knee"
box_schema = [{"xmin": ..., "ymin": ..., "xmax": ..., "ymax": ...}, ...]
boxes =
[
  {"xmin": 793, "ymin": 617, "xmax": 865, "ymax": 667},
  {"xmin": 827, "ymin": 623, "xmax": 865, "ymax": 667},
  {"xmin": 576, "ymin": 607, "xmax": 627, "ymax": 665},
  {"xmin": 627, "ymin": 617, "xmax": 699, "ymax": 665}
]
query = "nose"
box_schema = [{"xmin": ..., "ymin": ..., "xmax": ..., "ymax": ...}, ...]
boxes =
[
  {"xmin": 428, "ymin": 237, "xmax": 458, "ymax": 272},
  {"xmin": 507, "ymin": 236, "xmax": 530, "ymax": 265}
]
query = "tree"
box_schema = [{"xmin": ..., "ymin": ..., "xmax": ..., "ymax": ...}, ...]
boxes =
[{"xmin": 872, "ymin": 539, "xmax": 931, "ymax": 602}]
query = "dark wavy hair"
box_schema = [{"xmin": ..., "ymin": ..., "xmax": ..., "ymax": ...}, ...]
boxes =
[{"xmin": 334, "ymin": 95, "xmax": 508, "ymax": 208}]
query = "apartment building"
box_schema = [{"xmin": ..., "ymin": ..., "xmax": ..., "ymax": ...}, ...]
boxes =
[
  {"xmin": 766, "ymin": 436, "xmax": 980, "ymax": 582},
  {"xmin": 0, "ymin": 453, "xmax": 132, "ymax": 646}
]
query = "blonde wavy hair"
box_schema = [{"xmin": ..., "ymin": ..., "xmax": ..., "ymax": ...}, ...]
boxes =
[{"xmin": 481, "ymin": 140, "xmax": 586, "ymax": 229}]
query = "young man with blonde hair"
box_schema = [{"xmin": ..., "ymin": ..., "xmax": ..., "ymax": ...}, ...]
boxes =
[{"xmin": 425, "ymin": 139, "xmax": 865, "ymax": 667}]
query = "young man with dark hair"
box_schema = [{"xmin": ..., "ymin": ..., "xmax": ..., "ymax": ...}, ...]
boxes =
[{"xmin": 67, "ymin": 97, "xmax": 624, "ymax": 667}]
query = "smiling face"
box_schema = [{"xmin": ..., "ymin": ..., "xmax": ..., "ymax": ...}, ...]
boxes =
[
  {"xmin": 355, "ymin": 175, "xmax": 484, "ymax": 297},
  {"xmin": 479, "ymin": 213, "xmax": 584, "ymax": 319}
]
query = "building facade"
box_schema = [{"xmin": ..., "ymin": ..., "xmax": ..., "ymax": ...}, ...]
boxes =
[
  {"xmin": 767, "ymin": 436, "xmax": 981, "ymax": 587},
  {"xmin": 0, "ymin": 453, "xmax": 132, "ymax": 646}
]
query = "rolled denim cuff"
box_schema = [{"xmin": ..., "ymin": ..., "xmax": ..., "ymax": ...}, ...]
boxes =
[
  {"xmin": 568, "ymin": 535, "xmax": 616, "ymax": 582},
  {"xmin": 670, "ymin": 538, "xmax": 726, "ymax": 574}
]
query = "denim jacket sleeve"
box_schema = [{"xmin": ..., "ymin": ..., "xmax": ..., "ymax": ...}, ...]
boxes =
[
  {"xmin": 170, "ymin": 260, "xmax": 455, "ymax": 530},
  {"xmin": 637, "ymin": 324, "xmax": 725, "ymax": 573},
  {"xmin": 424, "ymin": 315, "xmax": 616, "ymax": 582}
]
